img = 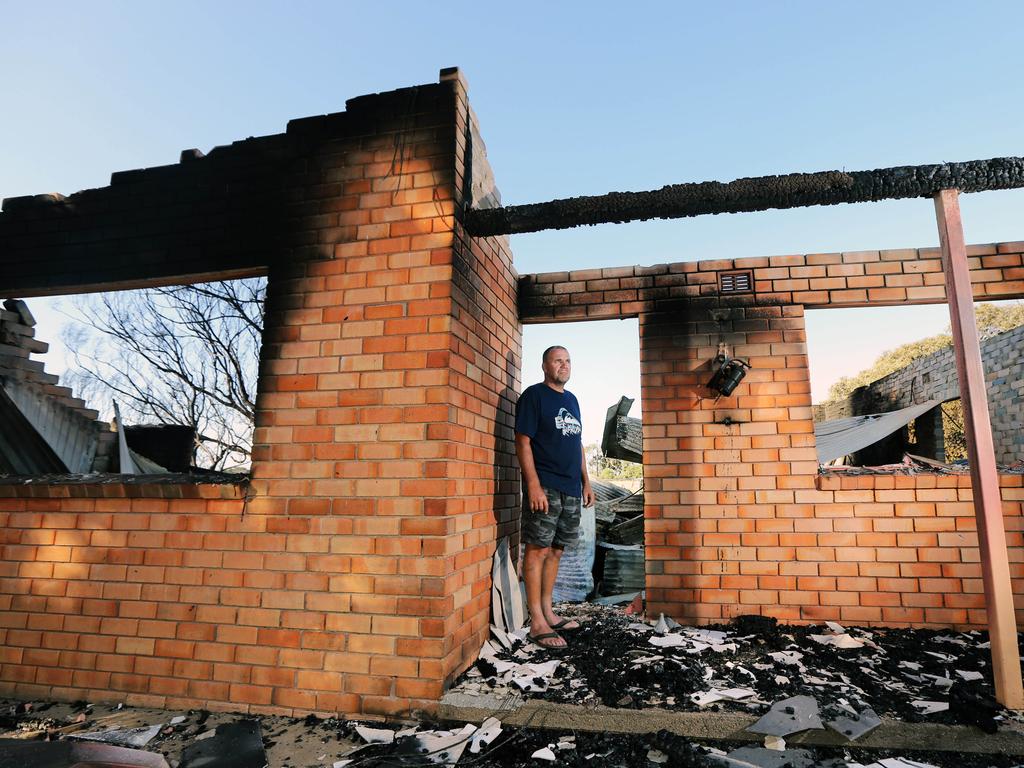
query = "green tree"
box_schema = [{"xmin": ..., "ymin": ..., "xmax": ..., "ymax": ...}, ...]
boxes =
[{"xmin": 585, "ymin": 443, "xmax": 643, "ymax": 480}]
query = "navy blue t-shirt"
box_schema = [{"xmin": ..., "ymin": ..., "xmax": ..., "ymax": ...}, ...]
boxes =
[{"xmin": 515, "ymin": 383, "xmax": 583, "ymax": 497}]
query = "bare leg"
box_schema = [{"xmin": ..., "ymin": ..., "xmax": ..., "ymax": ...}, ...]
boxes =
[
  {"xmin": 523, "ymin": 543, "xmax": 565, "ymax": 648},
  {"xmin": 540, "ymin": 546, "xmax": 580, "ymax": 630}
]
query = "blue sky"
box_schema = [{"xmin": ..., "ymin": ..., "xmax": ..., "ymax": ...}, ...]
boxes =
[{"xmin": 4, "ymin": 2, "xmax": 1024, "ymax": 445}]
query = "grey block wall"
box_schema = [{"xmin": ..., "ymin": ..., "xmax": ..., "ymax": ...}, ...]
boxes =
[{"xmin": 818, "ymin": 324, "xmax": 1023, "ymax": 464}]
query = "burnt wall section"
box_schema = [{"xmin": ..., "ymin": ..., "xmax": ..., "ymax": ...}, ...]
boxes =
[
  {"xmin": 443, "ymin": 72, "xmax": 522, "ymax": 683},
  {"xmin": 519, "ymin": 242, "xmax": 1024, "ymax": 323}
]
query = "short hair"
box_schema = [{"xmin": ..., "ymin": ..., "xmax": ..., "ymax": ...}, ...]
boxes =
[{"xmin": 542, "ymin": 345, "xmax": 568, "ymax": 364}]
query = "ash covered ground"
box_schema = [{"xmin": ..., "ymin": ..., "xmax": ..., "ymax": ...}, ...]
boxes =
[{"xmin": 457, "ymin": 604, "xmax": 1014, "ymax": 733}]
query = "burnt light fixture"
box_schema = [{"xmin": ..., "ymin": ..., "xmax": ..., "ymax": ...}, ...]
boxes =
[{"xmin": 708, "ymin": 352, "xmax": 751, "ymax": 397}]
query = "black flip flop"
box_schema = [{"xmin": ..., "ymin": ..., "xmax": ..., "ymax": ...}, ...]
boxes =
[{"xmin": 528, "ymin": 631, "xmax": 567, "ymax": 650}]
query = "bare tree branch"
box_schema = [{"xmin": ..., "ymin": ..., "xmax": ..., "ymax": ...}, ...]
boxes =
[{"xmin": 62, "ymin": 278, "xmax": 265, "ymax": 470}]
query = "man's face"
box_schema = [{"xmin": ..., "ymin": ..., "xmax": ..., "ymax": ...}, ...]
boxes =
[{"xmin": 543, "ymin": 347, "xmax": 571, "ymax": 385}]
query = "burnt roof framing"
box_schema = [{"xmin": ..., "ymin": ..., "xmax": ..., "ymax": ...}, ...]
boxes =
[{"xmin": 464, "ymin": 156, "xmax": 1024, "ymax": 236}]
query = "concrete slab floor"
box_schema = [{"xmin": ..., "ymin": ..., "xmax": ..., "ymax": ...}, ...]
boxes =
[{"xmin": 440, "ymin": 691, "xmax": 1024, "ymax": 756}]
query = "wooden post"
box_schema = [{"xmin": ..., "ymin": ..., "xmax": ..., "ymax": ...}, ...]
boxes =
[{"xmin": 934, "ymin": 188, "xmax": 1024, "ymax": 708}]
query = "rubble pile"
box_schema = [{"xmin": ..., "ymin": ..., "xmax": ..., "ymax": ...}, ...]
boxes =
[{"xmin": 461, "ymin": 605, "xmax": 1011, "ymax": 734}]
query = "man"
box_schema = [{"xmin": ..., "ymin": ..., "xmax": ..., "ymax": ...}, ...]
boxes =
[{"xmin": 514, "ymin": 345, "xmax": 594, "ymax": 649}]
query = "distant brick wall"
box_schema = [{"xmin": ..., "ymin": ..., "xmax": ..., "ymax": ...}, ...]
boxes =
[{"xmin": 859, "ymin": 323, "xmax": 1024, "ymax": 464}]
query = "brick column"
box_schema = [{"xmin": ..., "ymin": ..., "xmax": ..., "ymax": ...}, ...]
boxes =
[
  {"xmin": 640, "ymin": 300, "xmax": 817, "ymax": 623},
  {"xmin": 247, "ymin": 71, "xmax": 519, "ymax": 716}
]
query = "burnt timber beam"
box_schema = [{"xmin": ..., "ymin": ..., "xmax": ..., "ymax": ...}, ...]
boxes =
[{"xmin": 465, "ymin": 156, "xmax": 1024, "ymax": 237}]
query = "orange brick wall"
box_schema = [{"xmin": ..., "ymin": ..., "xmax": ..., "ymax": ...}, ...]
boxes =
[
  {"xmin": 522, "ymin": 246, "xmax": 1024, "ymax": 629},
  {"xmin": 0, "ymin": 72, "xmax": 521, "ymax": 718},
  {"xmin": 519, "ymin": 242, "xmax": 1024, "ymax": 323}
]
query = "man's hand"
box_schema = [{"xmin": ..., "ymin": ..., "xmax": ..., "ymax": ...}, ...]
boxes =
[
  {"xmin": 582, "ymin": 481, "xmax": 594, "ymax": 508},
  {"xmin": 527, "ymin": 483, "xmax": 549, "ymax": 513}
]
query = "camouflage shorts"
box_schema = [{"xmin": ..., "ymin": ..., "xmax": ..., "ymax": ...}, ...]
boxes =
[{"xmin": 521, "ymin": 487, "xmax": 581, "ymax": 549}]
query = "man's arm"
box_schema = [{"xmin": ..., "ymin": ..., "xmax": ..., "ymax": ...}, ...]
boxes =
[
  {"xmin": 516, "ymin": 433, "xmax": 549, "ymax": 513},
  {"xmin": 580, "ymin": 443, "xmax": 594, "ymax": 507}
]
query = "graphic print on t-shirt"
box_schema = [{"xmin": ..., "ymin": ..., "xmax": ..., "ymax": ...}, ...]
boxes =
[{"xmin": 554, "ymin": 408, "xmax": 582, "ymax": 436}]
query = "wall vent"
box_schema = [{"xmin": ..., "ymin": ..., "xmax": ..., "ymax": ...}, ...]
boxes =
[{"xmin": 719, "ymin": 270, "xmax": 753, "ymax": 294}]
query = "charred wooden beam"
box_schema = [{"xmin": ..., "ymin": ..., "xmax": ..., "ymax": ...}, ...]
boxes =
[{"xmin": 465, "ymin": 156, "xmax": 1024, "ymax": 237}]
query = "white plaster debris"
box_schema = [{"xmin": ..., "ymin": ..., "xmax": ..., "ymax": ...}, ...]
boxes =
[
  {"xmin": 457, "ymin": 603, "xmax": 1006, "ymax": 751},
  {"xmin": 768, "ymin": 651, "xmax": 804, "ymax": 666},
  {"xmin": 469, "ymin": 717, "xmax": 503, "ymax": 754},
  {"xmin": 531, "ymin": 746, "xmax": 557, "ymax": 761},
  {"xmin": 355, "ymin": 725, "xmax": 396, "ymax": 745},
  {"xmin": 409, "ymin": 723, "xmax": 477, "ymax": 765},
  {"xmin": 647, "ymin": 748, "xmax": 669, "ymax": 763},
  {"xmin": 764, "ymin": 735, "xmax": 787, "ymax": 751},
  {"xmin": 911, "ymin": 700, "xmax": 950, "ymax": 714},
  {"xmin": 810, "ymin": 633, "xmax": 865, "ymax": 649}
]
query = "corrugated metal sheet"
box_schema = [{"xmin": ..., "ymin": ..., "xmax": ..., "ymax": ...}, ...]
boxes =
[
  {"xmin": 601, "ymin": 396, "xmax": 642, "ymax": 463},
  {"xmin": 814, "ymin": 400, "xmax": 941, "ymax": 465},
  {"xmin": 3, "ymin": 380, "xmax": 99, "ymax": 473},
  {"xmin": 0, "ymin": 385, "xmax": 67, "ymax": 474}
]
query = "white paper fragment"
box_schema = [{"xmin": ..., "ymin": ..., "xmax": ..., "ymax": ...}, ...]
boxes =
[
  {"xmin": 774, "ymin": 675, "xmax": 790, "ymax": 685},
  {"xmin": 355, "ymin": 725, "xmax": 395, "ymax": 744},
  {"xmin": 169, "ymin": 716, "xmax": 186, "ymax": 725},
  {"xmin": 653, "ymin": 614, "xmax": 670, "ymax": 634},
  {"xmin": 825, "ymin": 621, "xmax": 846, "ymax": 634},
  {"xmin": 764, "ymin": 735, "xmax": 787, "ymax": 751},
  {"xmin": 911, "ymin": 700, "xmax": 949, "ymax": 714},
  {"xmin": 195, "ymin": 730, "xmax": 216, "ymax": 741},
  {"xmin": 899, "ymin": 661, "xmax": 922, "ymax": 672},
  {"xmin": 531, "ymin": 746, "xmax": 557, "ymax": 761},
  {"xmin": 956, "ymin": 670, "xmax": 984, "ymax": 681},
  {"xmin": 333, "ymin": 761, "xmax": 354, "ymax": 768},
  {"xmin": 647, "ymin": 748, "xmax": 669, "ymax": 763}
]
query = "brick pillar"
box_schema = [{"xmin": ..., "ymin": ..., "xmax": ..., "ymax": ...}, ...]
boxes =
[
  {"xmin": 247, "ymin": 71, "xmax": 519, "ymax": 716},
  {"xmin": 640, "ymin": 300, "xmax": 816, "ymax": 623}
]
